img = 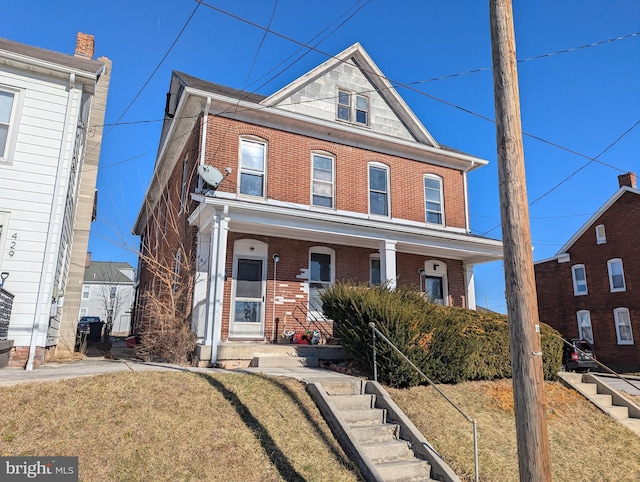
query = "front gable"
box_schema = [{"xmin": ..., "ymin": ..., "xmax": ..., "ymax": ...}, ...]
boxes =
[{"xmin": 261, "ymin": 43, "xmax": 438, "ymax": 146}]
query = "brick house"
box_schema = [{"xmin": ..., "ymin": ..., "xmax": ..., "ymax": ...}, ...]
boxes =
[
  {"xmin": 133, "ymin": 43, "xmax": 502, "ymax": 365},
  {"xmin": 535, "ymin": 173, "xmax": 640, "ymax": 371}
]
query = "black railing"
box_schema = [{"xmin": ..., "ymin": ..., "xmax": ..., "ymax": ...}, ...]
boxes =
[
  {"xmin": 369, "ymin": 322, "xmax": 479, "ymax": 482},
  {"xmin": 290, "ymin": 300, "xmax": 335, "ymax": 341},
  {"xmin": 0, "ymin": 287, "xmax": 14, "ymax": 341}
]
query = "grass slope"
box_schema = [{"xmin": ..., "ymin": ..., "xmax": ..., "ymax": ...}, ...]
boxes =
[
  {"xmin": 389, "ymin": 379, "xmax": 640, "ymax": 481},
  {"xmin": 0, "ymin": 371, "xmax": 360, "ymax": 482}
]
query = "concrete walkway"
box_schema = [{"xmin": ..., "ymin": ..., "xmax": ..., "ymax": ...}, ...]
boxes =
[{"xmin": 0, "ymin": 340, "xmax": 357, "ymax": 387}]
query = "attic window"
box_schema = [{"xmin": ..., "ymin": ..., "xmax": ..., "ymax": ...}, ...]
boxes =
[
  {"xmin": 596, "ymin": 224, "xmax": 606, "ymax": 244},
  {"xmin": 336, "ymin": 89, "xmax": 369, "ymax": 126}
]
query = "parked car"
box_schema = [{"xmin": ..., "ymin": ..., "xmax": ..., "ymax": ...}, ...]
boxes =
[
  {"xmin": 76, "ymin": 316, "xmax": 104, "ymax": 345},
  {"xmin": 562, "ymin": 339, "xmax": 598, "ymax": 373}
]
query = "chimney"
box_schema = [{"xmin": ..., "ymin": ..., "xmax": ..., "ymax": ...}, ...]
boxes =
[
  {"xmin": 618, "ymin": 172, "xmax": 637, "ymax": 189},
  {"xmin": 75, "ymin": 33, "xmax": 95, "ymax": 59},
  {"xmin": 85, "ymin": 252, "xmax": 92, "ymax": 268}
]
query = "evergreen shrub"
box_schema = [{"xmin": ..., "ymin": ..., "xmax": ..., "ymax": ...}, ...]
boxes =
[{"xmin": 321, "ymin": 282, "xmax": 562, "ymax": 387}]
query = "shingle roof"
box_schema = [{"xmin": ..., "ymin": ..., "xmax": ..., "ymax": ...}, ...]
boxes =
[
  {"xmin": 83, "ymin": 262, "xmax": 135, "ymax": 284},
  {"xmin": 174, "ymin": 71, "xmax": 267, "ymax": 104},
  {"xmin": 0, "ymin": 37, "xmax": 104, "ymax": 75}
]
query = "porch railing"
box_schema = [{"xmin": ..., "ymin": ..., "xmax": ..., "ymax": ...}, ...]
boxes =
[
  {"xmin": 289, "ymin": 300, "xmax": 335, "ymax": 341},
  {"xmin": 369, "ymin": 322, "xmax": 479, "ymax": 482},
  {"xmin": 0, "ymin": 287, "xmax": 14, "ymax": 341}
]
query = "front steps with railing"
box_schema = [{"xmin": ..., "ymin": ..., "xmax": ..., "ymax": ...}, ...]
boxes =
[
  {"xmin": 308, "ymin": 378, "xmax": 460, "ymax": 482},
  {"xmin": 559, "ymin": 372, "xmax": 640, "ymax": 436}
]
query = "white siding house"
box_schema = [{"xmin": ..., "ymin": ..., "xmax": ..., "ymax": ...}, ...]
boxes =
[
  {"xmin": 0, "ymin": 34, "xmax": 110, "ymax": 368},
  {"xmin": 79, "ymin": 259, "xmax": 135, "ymax": 337}
]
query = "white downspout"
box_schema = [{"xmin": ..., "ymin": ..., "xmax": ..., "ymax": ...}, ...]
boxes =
[
  {"xmin": 27, "ymin": 74, "xmax": 78, "ymax": 370},
  {"xmin": 204, "ymin": 217, "xmax": 219, "ymax": 347},
  {"xmin": 197, "ymin": 97, "xmax": 211, "ymax": 193}
]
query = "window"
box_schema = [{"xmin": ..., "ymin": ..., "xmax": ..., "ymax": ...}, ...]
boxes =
[
  {"xmin": 0, "ymin": 89, "xmax": 16, "ymax": 161},
  {"xmin": 369, "ymin": 164, "xmax": 389, "ymax": 216},
  {"xmin": 109, "ymin": 287, "xmax": 116, "ymax": 299},
  {"xmin": 336, "ymin": 89, "xmax": 368, "ymax": 126},
  {"xmin": 607, "ymin": 259, "xmax": 626, "ymax": 292},
  {"xmin": 311, "ymin": 153, "xmax": 334, "ymax": 208},
  {"xmin": 79, "ymin": 308, "xmax": 87, "ymax": 317},
  {"xmin": 173, "ymin": 248, "xmax": 182, "ymax": 293},
  {"xmin": 82, "ymin": 285, "xmax": 90, "ymax": 299},
  {"xmin": 239, "ymin": 138, "xmax": 266, "ymax": 197},
  {"xmin": 595, "ymin": 224, "xmax": 606, "ymax": 244},
  {"xmin": 424, "ymin": 175, "xmax": 444, "ymax": 225},
  {"xmin": 179, "ymin": 154, "xmax": 188, "ymax": 212},
  {"xmin": 571, "ymin": 264, "xmax": 588, "ymax": 295},
  {"xmin": 370, "ymin": 256, "xmax": 381, "ymax": 286},
  {"xmin": 614, "ymin": 308, "xmax": 634, "ymax": 345},
  {"xmin": 577, "ymin": 310, "xmax": 593, "ymax": 344}
]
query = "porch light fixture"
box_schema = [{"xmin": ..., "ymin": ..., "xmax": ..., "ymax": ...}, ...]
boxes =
[{"xmin": 272, "ymin": 253, "xmax": 280, "ymax": 263}]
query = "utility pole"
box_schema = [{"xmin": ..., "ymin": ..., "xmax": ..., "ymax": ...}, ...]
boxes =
[{"xmin": 489, "ymin": 1, "xmax": 552, "ymax": 480}]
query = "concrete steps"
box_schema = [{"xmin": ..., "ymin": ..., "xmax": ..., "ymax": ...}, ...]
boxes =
[
  {"xmin": 559, "ymin": 372, "xmax": 640, "ymax": 437},
  {"xmin": 307, "ymin": 378, "xmax": 459, "ymax": 481},
  {"xmin": 252, "ymin": 356, "xmax": 318, "ymax": 368}
]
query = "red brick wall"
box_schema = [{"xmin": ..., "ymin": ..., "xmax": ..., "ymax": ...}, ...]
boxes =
[
  {"xmin": 9, "ymin": 346, "xmax": 45, "ymax": 368},
  {"xmin": 535, "ymin": 191, "xmax": 640, "ymax": 369},
  {"xmin": 221, "ymin": 232, "xmax": 467, "ymax": 340},
  {"xmin": 204, "ymin": 116, "xmax": 467, "ymax": 228}
]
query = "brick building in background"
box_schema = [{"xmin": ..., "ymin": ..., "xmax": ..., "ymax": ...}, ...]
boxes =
[
  {"xmin": 133, "ymin": 43, "xmax": 503, "ymax": 366},
  {"xmin": 535, "ymin": 173, "xmax": 640, "ymax": 371}
]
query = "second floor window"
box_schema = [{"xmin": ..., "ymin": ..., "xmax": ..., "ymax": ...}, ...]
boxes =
[
  {"xmin": 0, "ymin": 89, "xmax": 16, "ymax": 160},
  {"xmin": 607, "ymin": 258, "xmax": 626, "ymax": 292},
  {"xmin": 424, "ymin": 175, "xmax": 444, "ymax": 225},
  {"xmin": 369, "ymin": 164, "xmax": 389, "ymax": 216},
  {"xmin": 240, "ymin": 138, "xmax": 266, "ymax": 197},
  {"xmin": 571, "ymin": 264, "xmax": 588, "ymax": 295},
  {"xmin": 82, "ymin": 285, "xmax": 90, "ymax": 299},
  {"xmin": 311, "ymin": 153, "xmax": 334, "ymax": 208}
]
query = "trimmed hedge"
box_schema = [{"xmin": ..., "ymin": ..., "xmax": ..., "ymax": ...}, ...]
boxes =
[{"xmin": 321, "ymin": 283, "xmax": 562, "ymax": 388}]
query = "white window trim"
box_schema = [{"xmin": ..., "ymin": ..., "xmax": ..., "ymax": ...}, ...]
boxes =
[
  {"xmin": 595, "ymin": 224, "xmax": 606, "ymax": 244},
  {"xmin": 82, "ymin": 285, "xmax": 90, "ymax": 300},
  {"xmin": 607, "ymin": 258, "xmax": 626, "ymax": 292},
  {"xmin": 422, "ymin": 260, "xmax": 449, "ymax": 306},
  {"xmin": 368, "ymin": 162, "xmax": 390, "ymax": 217},
  {"xmin": 424, "ymin": 174, "xmax": 445, "ymax": 226},
  {"xmin": 614, "ymin": 307, "xmax": 634, "ymax": 345},
  {"xmin": 238, "ymin": 137, "xmax": 267, "ymax": 199},
  {"xmin": 369, "ymin": 254, "xmax": 381, "ymax": 287},
  {"xmin": 0, "ymin": 86, "xmax": 22, "ymax": 165},
  {"xmin": 571, "ymin": 264, "xmax": 588, "ymax": 296},
  {"xmin": 310, "ymin": 152, "xmax": 335, "ymax": 209},
  {"xmin": 336, "ymin": 88, "xmax": 369, "ymax": 127},
  {"xmin": 576, "ymin": 310, "xmax": 594, "ymax": 344}
]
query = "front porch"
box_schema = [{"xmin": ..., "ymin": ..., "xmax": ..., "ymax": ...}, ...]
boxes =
[{"xmin": 199, "ymin": 341, "xmax": 349, "ymax": 369}]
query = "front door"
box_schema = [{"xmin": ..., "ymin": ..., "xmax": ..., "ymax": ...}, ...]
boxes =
[
  {"xmin": 424, "ymin": 276, "xmax": 444, "ymax": 304},
  {"xmin": 309, "ymin": 251, "xmax": 333, "ymax": 319},
  {"xmin": 230, "ymin": 257, "xmax": 265, "ymax": 338}
]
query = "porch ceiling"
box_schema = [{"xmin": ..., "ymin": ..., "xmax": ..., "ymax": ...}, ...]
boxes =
[{"xmin": 190, "ymin": 196, "xmax": 503, "ymax": 265}]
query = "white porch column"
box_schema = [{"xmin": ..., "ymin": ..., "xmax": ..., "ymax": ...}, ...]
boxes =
[
  {"xmin": 203, "ymin": 218, "xmax": 220, "ymax": 347},
  {"xmin": 464, "ymin": 263, "xmax": 477, "ymax": 310},
  {"xmin": 211, "ymin": 210, "xmax": 230, "ymax": 363},
  {"xmin": 191, "ymin": 229, "xmax": 210, "ymax": 343},
  {"xmin": 380, "ymin": 240, "xmax": 397, "ymax": 289}
]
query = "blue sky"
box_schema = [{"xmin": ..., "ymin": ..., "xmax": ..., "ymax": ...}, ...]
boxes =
[{"xmin": 4, "ymin": 0, "xmax": 639, "ymax": 312}]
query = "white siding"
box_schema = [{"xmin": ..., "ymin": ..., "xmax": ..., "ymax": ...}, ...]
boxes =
[{"xmin": 0, "ymin": 66, "xmax": 84, "ymax": 347}]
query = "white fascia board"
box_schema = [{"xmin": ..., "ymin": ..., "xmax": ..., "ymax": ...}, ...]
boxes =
[
  {"xmin": 555, "ymin": 186, "xmax": 639, "ymax": 254},
  {"xmin": 0, "ymin": 52, "xmax": 102, "ymax": 84},
  {"xmin": 186, "ymin": 87, "xmax": 488, "ymax": 173},
  {"xmin": 191, "ymin": 195, "xmax": 503, "ymax": 262}
]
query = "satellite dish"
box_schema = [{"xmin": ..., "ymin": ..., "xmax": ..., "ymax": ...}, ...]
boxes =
[{"xmin": 198, "ymin": 165, "xmax": 224, "ymax": 188}]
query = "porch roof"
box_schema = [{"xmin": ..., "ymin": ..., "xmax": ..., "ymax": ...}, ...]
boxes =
[{"xmin": 189, "ymin": 194, "xmax": 503, "ymax": 265}]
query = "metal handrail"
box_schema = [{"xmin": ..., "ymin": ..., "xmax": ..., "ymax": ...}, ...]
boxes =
[
  {"xmin": 290, "ymin": 301, "xmax": 334, "ymax": 339},
  {"xmin": 559, "ymin": 336, "xmax": 640, "ymax": 392},
  {"xmin": 369, "ymin": 322, "xmax": 479, "ymax": 482}
]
